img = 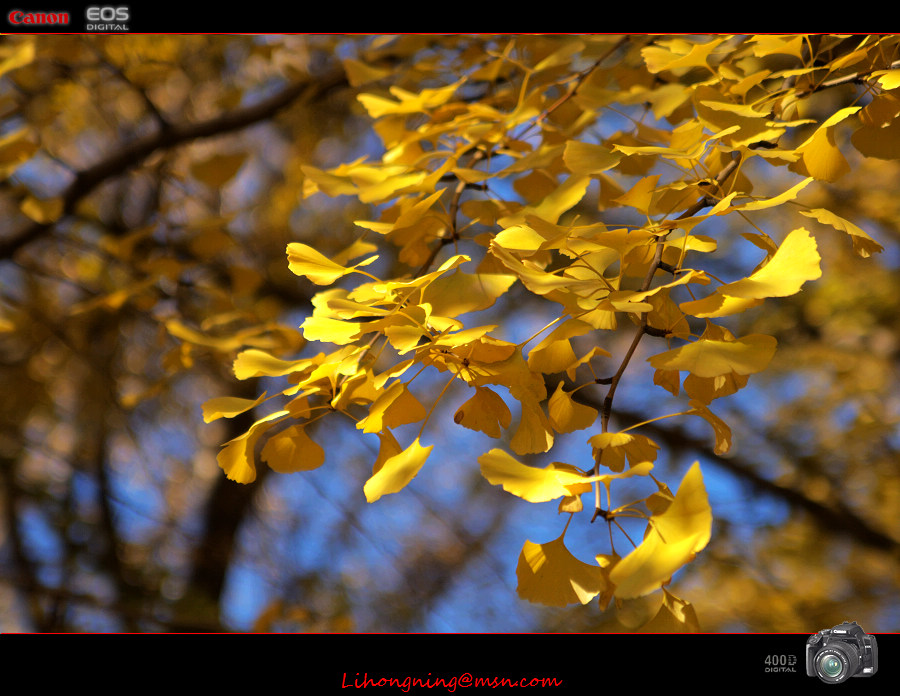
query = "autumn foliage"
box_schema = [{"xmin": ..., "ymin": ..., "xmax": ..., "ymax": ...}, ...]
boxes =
[
  {"xmin": 3, "ymin": 35, "xmax": 900, "ymax": 633},
  {"xmin": 199, "ymin": 36, "xmax": 890, "ymax": 628}
]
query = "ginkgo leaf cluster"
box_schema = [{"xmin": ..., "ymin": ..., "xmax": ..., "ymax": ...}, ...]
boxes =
[{"xmin": 200, "ymin": 34, "xmax": 890, "ymax": 630}]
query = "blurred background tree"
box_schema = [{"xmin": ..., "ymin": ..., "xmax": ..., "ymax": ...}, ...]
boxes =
[{"xmin": 0, "ymin": 34, "xmax": 898, "ymax": 633}]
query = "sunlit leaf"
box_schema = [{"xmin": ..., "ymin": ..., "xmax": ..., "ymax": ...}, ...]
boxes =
[
  {"xmin": 357, "ymin": 380, "xmax": 427, "ymax": 434},
  {"xmin": 789, "ymin": 108, "xmax": 859, "ymax": 182},
  {"xmin": 647, "ymin": 334, "xmax": 777, "ymax": 378},
  {"xmin": 613, "ymin": 174, "xmax": 660, "ymax": 215},
  {"xmin": 610, "ymin": 462, "xmax": 711, "ymax": 598},
  {"xmin": 286, "ymin": 242, "xmax": 377, "ymax": 285},
  {"xmin": 681, "ymin": 228, "xmax": 821, "ymax": 317},
  {"xmin": 652, "ymin": 462, "xmax": 712, "ymax": 551},
  {"xmin": 732, "ymin": 177, "xmax": 814, "ymax": 211},
  {"xmin": 498, "ymin": 175, "xmax": 591, "ymax": 227},
  {"xmin": 357, "ymin": 80, "xmax": 463, "ymax": 118},
  {"xmin": 233, "ymin": 349, "xmax": 311, "ymax": 380},
  {"xmin": 799, "ymin": 208, "xmax": 883, "ymax": 257},
  {"xmin": 478, "ymin": 448, "xmax": 589, "ymax": 503},
  {"xmin": 363, "ymin": 437, "xmax": 433, "ymax": 503},
  {"xmin": 202, "ymin": 392, "xmax": 268, "ymax": 423},
  {"xmin": 421, "ymin": 270, "xmax": 516, "ymax": 320}
]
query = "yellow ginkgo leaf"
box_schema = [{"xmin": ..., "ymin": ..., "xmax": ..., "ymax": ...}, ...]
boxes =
[
  {"xmin": 642, "ymin": 37, "xmax": 726, "ymax": 74},
  {"xmin": 286, "ymin": 241, "xmax": 377, "ymax": 285},
  {"xmin": 516, "ymin": 534, "xmax": 610, "ymax": 606},
  {"xmin": 357, "ymin": 80, "xmax": 463, "ymax": 118},
  {"xmin": 527, "ymin": 319, "xmax": 595, "ymax": 375},
  {"xmin": 679, "ymin": 293, "xmax": 763, "ymax": 318},
  {"xmin": 652, "ymin": 462, "xmax": 712, "ymax": 552},
  {"xmin": 587, "ymin": 432, "xmax": 660, "ymax": 472},
  {"xmin": 357, "ymin": 380, "xmax": 427, "ymax": 434},
  {"xmin": 202, "ymin": 392, "xmax": 268, "ymax": 423},
  {"xmin": 493, "ymin": 223, "xmax": 550, "ymax": 252},
  {"xmin": 300, "ymin": 315, "xmax": 368, "ymax": 345},
  {"xmin": 683, "ymin": 370, "xmax": 748, "ymax": 405},
  {"xmin": 453, "ymin": 386, "xmax": 512, "ymax": 438},
  {"xmin": 680, "ymin": 228, "xmax": 821, "ymax": 318},
  {"xmin": 716, "ymin": 228, "xmax": 821, "ymax": 299},
  {"xmin": 635, "ymin": 589, "xmax": 701, "ymax": 633},
  {"xmin": 478, "ymin": 448, "xmax": 589, "ymax": 503},
  {"xmin": 789, "ymin": 107, "xmax": 860, "ymax": 182},
  {"xmin": 363, "ymin": 437, "xmax": 433, "ymax": 503},
  {"xmin": 548, "ymin": 382, "xmax": 599, "ymax": 433},
  {"xmin": 371, "ymin": 429, "xmax": 403, "ymax": 475},
  {"xmin": 216, "ymin": 410, "xmax": 289, "ymax": 484},
  {"xmin": 565, "ymin": 346, "xmax": 612, "ymax": 381},
  {"xmin": 609, "ymin": 462, "xmax": 711, "ymax": 599},
  {"xmin": 688, "ymin": 400, "xmax": 732, "ymax": 454},
  {"xmin": 490, "ymin": 241, "xmax": 596, "ymax": 297},
  {"xmin": 421, "ymin": 270, "xmax": 516, "ymax": 320},
  {"xmin": 613, "ymin": 174, "xmax": 660, "ymax": 215},
  {"xmin": 510, "ymin": 398, "xmax": 555, "ymax": 455},
  {"xmin": 260, "ymin": 424, "xmax": 325, "ymax": 473},
  {"xmin": 498, "ymin": 174, "xmax": 591, "ymax": 227},
  {"xmin": 800, "ymin": 208, "xmax": 883, "ymax": 258},
  {"xmin": 233, "ymin": 349, "xmax": 311, "ymax": 380},
  {"xmin": 586, "ymin": 461, "xmax": 655, "ymax": 486},
  {"xmin": 732, "ymin": 176, "xmax": 814, "ymax": 211},
  {"xmin": 647, "ymin": 333, "xmax": 776, "ymax": 378},
  {"xmin": 563, "ymin": 140, "xmax": 622, "ymax": 174}
]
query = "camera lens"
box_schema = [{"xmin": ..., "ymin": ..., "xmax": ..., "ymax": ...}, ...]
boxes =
[
  {"xmin": 814, "ymin": 643, "xmax": 858, "ymax": 684},
  {"xmin": 820, "ymin": 655, "xmax": 843, "ymax": 678}
]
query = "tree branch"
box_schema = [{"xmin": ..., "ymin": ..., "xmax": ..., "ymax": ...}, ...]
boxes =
[{"xmin": 0, "ymin": 71, "xmax": 347, "ymax": 261}]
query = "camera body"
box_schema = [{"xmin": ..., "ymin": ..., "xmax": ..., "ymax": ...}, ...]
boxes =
[{"xmin": 806, "ymin": 621, "xmax": 878, "ymax": 684}]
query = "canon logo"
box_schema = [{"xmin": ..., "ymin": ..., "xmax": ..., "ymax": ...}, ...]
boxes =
[{"xmin": 7, "ymin": 9, "xmax": 70, "ymax": 25}]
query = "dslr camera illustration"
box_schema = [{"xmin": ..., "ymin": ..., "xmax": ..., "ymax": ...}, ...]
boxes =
[{"xmin": 806, "ymin": 621, "xmax": 878, "ymax": 684}]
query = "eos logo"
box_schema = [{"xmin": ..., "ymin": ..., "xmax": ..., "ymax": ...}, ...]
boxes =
[{"xmin": 85, "ymin": 5, "xmax": 129, "ymax": 30}]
